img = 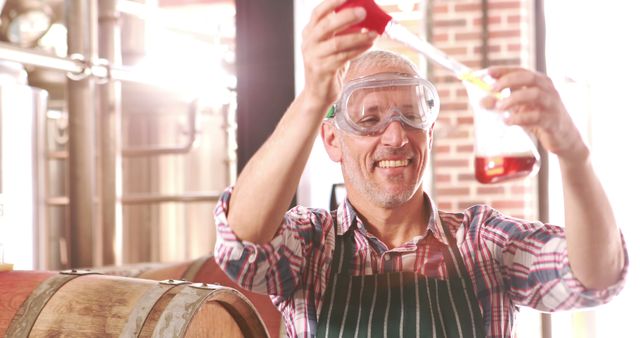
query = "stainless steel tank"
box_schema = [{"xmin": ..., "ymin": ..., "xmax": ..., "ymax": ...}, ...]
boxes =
[{"xmin": 0, "ymin": 60, "xmax": 48, "ymax": 269}]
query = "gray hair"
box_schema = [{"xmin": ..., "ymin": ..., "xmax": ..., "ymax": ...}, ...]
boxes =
[{"xmin": 345, "ymin": 50, "xmax": 420, "ymax": 79}]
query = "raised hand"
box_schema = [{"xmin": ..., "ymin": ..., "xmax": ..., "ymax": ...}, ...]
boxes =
[
  {"xmin": 301, "ymin": 0, "xmax": 378, "ymax": 110},
  {"xmin": 481, "ymin": 66, "xmax": 588, "ymax": 163}
]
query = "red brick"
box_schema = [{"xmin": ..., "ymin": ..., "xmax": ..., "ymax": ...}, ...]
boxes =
[
  {"xmin": 492, "ymin": 200, "xmax": 525, "ymax": 209},
  {"xmin": 441, "ymin": 47, "xmax": 468, "ymax": 56},
  {"xmin": 456, "ymin": 89, "xmax": 468, "ymax": 97},
  {"xmin": 457, "ymin": 173, "xmax": 475, "ymax": 182},
  {"xmin": 473, "ymin": 16, "xmax": 501, "ymax": 26},
  {"xmin": 437, "ymin": 187, "xmax": 470, "ymax": 196},
  {"xmin": 432, "ymin": 33, "xmax": 450, "ymax": 43},
  {"xmin": 440, "ymin": 102, "xmax": 468, "ymax": 111},
  {"xmin": 432, "ymin": 74, "xmax": 459, "ymax": 83},
  {"xmin": 434, "ymin": 145, "xmax": 451, "ymax": 153},
  {"xmin": 433, "ymin": 4, "xmax": 449, "ymax": 14},
  {"xmin": 455, "ymin": 32, "xmax": 482, "ymax": 41},
  {"xmin": 438, "ymin": 88, "xmax": 451, "ymax": 98},
  {"xmin": 438, "ymin": 202, "xmax": 453, "ymax": 210},
  {"xmin": 457, "ymin": 200, "xmax": 484, "ymax": 209},
  {"xmin": 473, "ymin": 45, "xmax": 501, "ymax": 54},
  {"xmin": 435, "ymin": 159, "xmax": 469, "ymax": 168},
  {"xmin": 456, "ymin": 144, "xmax": 474, "ymax": 153},
  {"xmin": 489, "ymin": 30, "xmax": 521, "ymax": 39},
  {"xmin": 489, "ymin": 1, "xmax": 521, "ymax": 10},
  {"xmin": 434, "ymin": 19, "xmax": 467, "ymax": 28},
  {"xmin": 445, "ymin": 129, "xmax": 470, "ymax": 139},
  {"xmin": 507, "ymin": 43, "xmax": 522, "ymax": 52},
  {"xmin": 478, "ymin": 186, "xmax": 505, "ymax": 194},
  {"xmin": 491, "ymin": 58, "xmax": 521, "ymax": 66},
  {"xmin": 454, "ymin": 3, "xmax": 482, "ymax": 12},
  {"xmin": 435, "ymin": 174, "xmax": 452, "ymax": 183},
  {"xmin": 507, "ymin": 15, "xmax": 522, "ymax": 24},
  {"xmin": 458, "ymin": 59, "xmax": 483, "ymax": 68},
  {"xmin": 436, "ymin": 116, "xmax": 453, "ymax": 125},
  {"xmin": 456, "ymin": 116, "xmax": 474, "ymax": 125}
]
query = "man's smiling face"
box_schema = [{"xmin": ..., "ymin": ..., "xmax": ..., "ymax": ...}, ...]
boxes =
[{"xmin": 334, "ymin": 64, "xmax": 433, "ymax": 209}]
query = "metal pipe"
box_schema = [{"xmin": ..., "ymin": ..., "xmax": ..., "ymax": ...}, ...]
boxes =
[
  {"xmin": 120, "ymin": 192, "xmax": 221, "ymax": 205},
  {"xmin": 223, "ymin": 92, "xmax": 238, "ymax": 184},
  {"xmin": 67, "ymin": 0, "xmax": 98, "ymax": 269},
  {"xmin": 46, "ymin": 197, "xmax": 69, "ymax": 206},
  {"xmin": 50, "ymin": 127, "xmax": 198, "ymax": 160},
  {"xmin": 47, "ymin": 99, "xmax": 199, "ymax": 160},
  {"xmin": 48, "ymin": 192, "xmax": 221, "ymax": 206},
  {"xmin": 481, "ymin": 0, "xmax": 489, "ymax": 68},
  {"xmin": 0, "ymin": 42, "xmax": 83, "ymax": 73},
  {"xmin": 47, "ymin": 151, "xmax": 68, "ymax": 160},
  {"xmin": 34, "ymin": 88, "xmax": 49, "ymax": 270},
  {"xmin": 534, "ymin": 0, "xmax": 552, "ymax": 337},
  {"xmin": 98, "ymin": 0, "xmax": 122, "ymax": 266},
  {"xmin": 122, "ymin": 100, "xmax": 198, "ymax": 157},
  {"xmin": 0, "ymin": 42, "xmax": 166, "ymax": 86}
]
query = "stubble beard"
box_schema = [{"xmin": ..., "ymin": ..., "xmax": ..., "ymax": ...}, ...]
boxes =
[{"xmin": 341, "ymin": 144, "xmax": 420, "ymax": 209}]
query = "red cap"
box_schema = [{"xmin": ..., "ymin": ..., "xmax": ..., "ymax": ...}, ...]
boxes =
[{"xmin": 336, "ymin": 0, "xmax": 392, "ymax": 35}]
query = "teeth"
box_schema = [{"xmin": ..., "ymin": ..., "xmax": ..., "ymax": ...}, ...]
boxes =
[{"xmin": 377, "ymin": 160, "xmax": 409, "ymax": 168}]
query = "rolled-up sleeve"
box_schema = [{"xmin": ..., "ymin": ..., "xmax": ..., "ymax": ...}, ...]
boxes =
[
  {"xmin": 525, "ymin": 229, "xmax": 627, "ymax": 311},
  {"xmin": 213, "ymin": 186, "xmax": 333, "ymax": 300},
  {"xmin": 479, "ymin": 207, "xmax": 628, "ymax": 311}
]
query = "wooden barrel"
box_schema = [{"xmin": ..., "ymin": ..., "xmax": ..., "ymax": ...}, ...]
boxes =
[
  {"xmin": 95, "ymin": 256, "xmax": 282, "ymax": 338},
  {"xmin": 0, "ymin": 270, "xmax": 268, "ymax": 338}
]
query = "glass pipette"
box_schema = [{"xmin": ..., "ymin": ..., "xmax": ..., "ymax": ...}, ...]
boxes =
[{"xmin": 336, "ymin": 0, "xmax": 497, "ymax": 96}]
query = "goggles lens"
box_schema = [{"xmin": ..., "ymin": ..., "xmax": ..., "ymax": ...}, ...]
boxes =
[{"xmin": 332, "ymin": 73, "xmax": 439, "ymax": 135}]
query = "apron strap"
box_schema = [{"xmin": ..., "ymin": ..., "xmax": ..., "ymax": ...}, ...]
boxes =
[{"xmin": 438, "ymin": 214, "xmax": 486, "ymax": 337}]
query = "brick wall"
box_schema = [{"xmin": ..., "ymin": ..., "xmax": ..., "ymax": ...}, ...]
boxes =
[{"xmin": 377, "ymin": 0, "xmax": 538, "ymax": 220}]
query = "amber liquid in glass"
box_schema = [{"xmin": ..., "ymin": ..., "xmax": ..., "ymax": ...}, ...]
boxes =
[{"xmin": 474, "ymin": 155, "xmax": 538, "ymax": 184}]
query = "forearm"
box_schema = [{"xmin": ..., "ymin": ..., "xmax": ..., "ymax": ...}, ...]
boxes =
[
  {"xmin": 226, "ymin": 0, "xmax": 377, "ymax": 244},
  {"xmin": 228, "ymin": 90, "xmax": 329, "ymax": 244},
  {"xmin": 560, "ymin": 145, "xmax": 625, "ymax": 289}
]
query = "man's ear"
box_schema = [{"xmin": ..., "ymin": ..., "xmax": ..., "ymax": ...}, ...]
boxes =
[{"xmin": 321, "ymin": 121, "xmax": 342, "ymax": 162}]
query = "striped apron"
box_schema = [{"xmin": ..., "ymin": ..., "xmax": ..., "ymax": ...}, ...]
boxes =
[{"xmin": 316, "ymin": 217, "xmax": 485, "ymax": 338}]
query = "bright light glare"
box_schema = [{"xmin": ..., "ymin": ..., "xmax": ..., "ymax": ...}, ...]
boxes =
[
  {"xmin": 546, "ymin": 1, "xmax": 640, "ymax": 337},
  {"xmin": 0, "ymin": 85, "xmax": 38, "ymax": 270},
  {"xmin": 37, "ymin": 23, "xmax": 68, "ymax": 57},
  {"xmin": 133, "ymin": 4, "xmax": 236, "ymax": 107},
  {"xmin": 136, "ymin": 30, "xmax": 234, "ymax": 106}
]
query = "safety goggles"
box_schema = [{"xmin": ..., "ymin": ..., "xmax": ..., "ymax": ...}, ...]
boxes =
[{"xmin": 326, "ymin": 72, "xmax": 440, "ymax": 136}]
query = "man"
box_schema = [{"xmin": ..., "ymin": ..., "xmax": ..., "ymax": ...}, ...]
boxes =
[{"xmin": 214, "ymin": 0, "xmax": 627, "ymax": 337}]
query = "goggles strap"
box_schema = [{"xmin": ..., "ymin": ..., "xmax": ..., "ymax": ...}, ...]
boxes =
[{"xmin": 325, "ymin": 105, "xmax": 336, "ymax": 119}]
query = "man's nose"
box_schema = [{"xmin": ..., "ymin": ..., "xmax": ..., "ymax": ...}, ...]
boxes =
[{"xmin": 380, "ymin": 120, "xmax": 409, "ymax": 147}]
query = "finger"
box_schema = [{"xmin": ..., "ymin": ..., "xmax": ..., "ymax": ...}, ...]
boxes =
[
  {"xmin": 312, "ymin": 7, "xmax": 367, "ymax": 42},
  {"xmin": 309, "ymin": 0, "xmax": 348, "ymax": 26},
  {"xmin": 486, "ymin": 66, "xmax": 525, "ymax": 79},
  {"xmin": 504, "ymin": 109, "xmax": 542, "ymax": 126},
  {"xmin": 495, "ymin": 87, "xmax": 553, "ymax": 112},
  {"xmin": 323, "ymin": 45, "xmax": 374, "ymax": 71},
  {"xmin": 315, "ymin": 30, "xmax": 377, "ymax": 58},
  {"xmin": 493, "ymin": 70, "xmax": 554, "ymax": 93}
]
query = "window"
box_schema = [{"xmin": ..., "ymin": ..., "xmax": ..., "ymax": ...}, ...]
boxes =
[{"xmin": 545, "ymin": 1, "xmax": 640, "ymax": 336}]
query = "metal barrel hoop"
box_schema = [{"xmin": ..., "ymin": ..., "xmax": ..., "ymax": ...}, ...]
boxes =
[{"xmin": 4, "ymin": 270, "xmax": 101, "ymax": 338}]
